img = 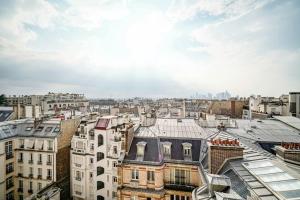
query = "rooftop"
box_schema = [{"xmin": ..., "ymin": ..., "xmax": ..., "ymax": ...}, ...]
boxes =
[
  {"xmin": 136, "ymin": 118, "xmax": 209, "ymax": 139},
  {"xmin": 0, "ymin": 118, "xmax": 62, "ymax": 140}
]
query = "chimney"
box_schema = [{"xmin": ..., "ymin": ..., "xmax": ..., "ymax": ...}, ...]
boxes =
[
  {"xmin": 208, "ymin": 138, "xmax": 244, "ymax": 174},
  {"xmin": 275, "ymin": 142, "xmax": 300, "ymax": 165}
]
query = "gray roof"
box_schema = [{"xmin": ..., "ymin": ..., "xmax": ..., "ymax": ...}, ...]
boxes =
[
  {"xmin": 227, "ymin": 119, "xmax": 300, "ymax": 143},
  {"xmin": 0, "ymin": 110, "xmax": 13, "ymax": 122},
  {"xmin": 136, "ymin": 118, "xmax": 209, "ymax": 139},
  {"xmin": 273, "ymin": 116, "xmax": 300, "ymax": 131},
  {"xmin": 0, "ymin": 118, "xmax": 61, "ymax": 140},
  {"xmin": 124, "ymin": 136, "xmax": 203, "ymax": 165}
]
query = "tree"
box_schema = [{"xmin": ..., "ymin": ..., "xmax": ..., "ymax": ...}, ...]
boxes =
[{"xmin": 0, "ymin": 94, "xmax": 7, "ymax": 105}]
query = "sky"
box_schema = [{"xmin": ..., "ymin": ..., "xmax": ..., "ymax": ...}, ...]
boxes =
[{"xmin": 0, "ymin": 0, "xmax": 299, "ymax": 98}]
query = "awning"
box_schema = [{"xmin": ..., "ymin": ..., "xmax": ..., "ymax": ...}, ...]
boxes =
[
  {"xmin": 35, "ymin": 140, "xmax": 44, "ymax": 150},
  {"xmin": 25, "ymin": 139, "xmax": 35, "ymax": 149}
]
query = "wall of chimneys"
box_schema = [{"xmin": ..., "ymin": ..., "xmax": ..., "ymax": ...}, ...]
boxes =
[{"xmin": 208, "ymin": 138, "xmax": 244, "ymax": 174}]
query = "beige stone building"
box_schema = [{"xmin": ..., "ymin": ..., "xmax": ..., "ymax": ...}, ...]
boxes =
[
  {"xmin": 117, "ymin": 118, "xmax": 208, "ymax": 200},
  {"xmin": 0, "ymin": 117, "xmax": 79, "ymax": 200}
]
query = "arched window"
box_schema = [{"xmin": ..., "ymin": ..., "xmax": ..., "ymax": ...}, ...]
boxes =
[
  {"xmin": 97, "ymin": 195, "xmax": 104, "ymax": 200},
  {"xmin": 97, "ymin": 181, "xmax": 104, "ymax": 190},
  {"xmin": 97, "ymin": 152, "xmax": 104, "ymax": 161},
  {"xmin": 98, "ymin": 134, "xmax": 103, "ymax": 146},
  {"xmin": 97, "ymin": 167, "xmax": 104, "ymax": 176}
]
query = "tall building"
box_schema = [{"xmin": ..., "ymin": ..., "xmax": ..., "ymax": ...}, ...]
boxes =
[
  {"xmin": 70, "ymin": 115, "xmax": 134, "ymax": 200},
  {"xmin": 289, "ymin": 92, "xmax": 300, "ymax": 118},
  {"xmin": 0, "ymin": 118, "xmax": 79, "ymax": 200}
]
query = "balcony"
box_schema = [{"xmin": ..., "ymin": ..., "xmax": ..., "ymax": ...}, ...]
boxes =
[
  {"xmin": 6, "ymin": 183, "xmax": 14, "ymax": 190},
  {"xmin": 6, "ymin": 153, "xmax": 13, "ymax": 160},
  {"xmin": 165, "ymin": 182, "xmax": 196, "ymax": 192},
  {"xmin": 20, "ymin": 144, "xmax": 24, "ymax": 149},
  {"xmin": 37, "ymin": 161, "xmax": 42, "ymax": 165},
  {"xmin": 48, "ymin": 147, "xmax": 53, "ymax": 151},
  {"xmin": 28, "ymin": 189, "xmax": 33, "ymax": 194},
  {"xmin": 129, "ymin": 180, "xmax": 139, "ymax": 188},
  {"xmin": 47, "ymin": 176, "xmax": 52, "ymax": 180},
  {"xmin": 18, "ymin": 173, "xmax": 23, "ymax": 177},
  {"xmin": 18, "ymin": 188, "xmax": 23, "ymax": 192},
  {"xmin": 18, "ymin": 159, "xmax": 23, "ymax": 163},
  {"xmin": 47, "ymin": 161, "xmax": 52, "ymax": 166},
  {"xmin": 37, "ymin": 175, "xmax": 42, "ymax": 179},
  {"xmin": 75, "ymin": 191, "xmax": 82, "ymax": 195},
  {"xmin": 29, "ymin": 174, "xmax": 33, "ymax": 178},
  {"xmin": 28, "ymin": 160, "xmax": 33, "ymax": 164},
  {"xmin": 6, "ymin": 169, "xmax": 14, "ymax": 174},
  {"xmin": 75, "ymin": 176, "xmax": 81, "ymax": 181}
]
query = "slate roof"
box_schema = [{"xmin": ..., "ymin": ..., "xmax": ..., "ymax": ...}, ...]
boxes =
[
  {"xmin": 124, "ymin": 137, "xmax": 203, "ymax": 165},
  {"xmin": 0, "ymin": 110, "xmax": 13, "ymax": 122},
  {"xmin": 0, "ymin": 118, "xmax": 61, "ymax": 140}
]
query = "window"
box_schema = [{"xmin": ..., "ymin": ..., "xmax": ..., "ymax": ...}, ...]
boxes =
[
  {"xmin": 5, "ymin": 141, "xmax": 13, "ymax": 159},
  {"xmin": 90, "ymin": 158, "xmax": 93, "ymax": 164},
  {"xmin": 113, "ymin": 161, "xmax": 117, "ymax": 167},
  {"xmin": 113, "ymin": 176, "xmax": 118, "ymax": 183},
  {"xmin": 97, "ymin": 152, "xmax": 104, "ymax": 161},
  {"xmin": 113, "ymin": 146, "xmax": 117, "ymax": 154},
  {"xmin": 29, "ymin": 181, "xmax": 33, "ymax": 189},
  {"xmin": 97, "ymin": 195, "xmax": 104, "ymax": 200},
  {"xmin": 19, "ymin": 139, "xmax": 24, "ymax": 148},
  {"xmin": 47, "ymin": 155, "xmax": 52, "ymax": 164},
  {"xmin": 29, "ymin": 153, "xmax": 33, "ymax": 163},
  {"xmin": 147, "ymin": 171, "xmax": 155, "ymax": 182},
  {"xmin": 97, "ymin": 181, "xmax": 104, "ymax": 190},
  {"xmin": 18, "ymin": 153, "xmax": 23, "ymax": 162},
  {"xmin": 6, "ymin": 191, "xmax": 13, "ymax": 200},
  {"xmin": 6, "ymin": 176, "xmax": 13, "ymax": 189},
  {"xmin": 38, "ymin": 168, "xmax": 42, "ymax": 177},
  {"xmin": 97, "ymin": 167, "xmax": 104, "ymax": 176},
  {"xmin": 98, "ymin": 134, "xmax": 103, "ymax": 146},
  {"xmin": 29, "ymin": 167, "xmax": 33, "ymax": 177},
  {"xmin": 171, "ymin": 169, "xmax": 190, "ymax": 185},
  {"xmin": 6, "ymin": 163, "xmax": 13, "ymax": 174},
  {"xmin": 47, "ymin": 169, "xmax": 52, "ymax": 179},
  {"xmin": 48, "ymin": 140, "xmax": 53, "ymax": 150},
  {"xmin": 131, "ymin": 169, "xmax": 139, "ymax": 180},
  {"xmin": 45, "ymin": 127, "xmax": 53, "ymax": 132},
  {"xmin": 19, "ymin": 179, "xmax": 23, "ymax": 189},
  {"xmin": 75, "ymin": 171, "xmax": 81, "ymax": 181},
  {"xmin": 19, "ymin": 195, "xmax": 23, "ymax": 200},
  {"xmin": 38, "ymin": 154, "xmax": 42, "ymax": 164},
  {"xmin": 131, "ymin": 196, "xmax": 138, "ymax": 200},
  {"xmin": 184, "ymin": 148, "xmax": 191, "ymax": 156},
  {"xmin": 38, "ymin": 183, "xmax": 42, "ymax": 191}
]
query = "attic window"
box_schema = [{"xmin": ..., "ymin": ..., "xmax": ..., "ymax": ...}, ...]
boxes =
[
  {"xmin": 136, "ymin": 141, "xmax": 147, "ymax": 161},
  {"xmin": 26, "ymin": 127, "xmax": 33, "ymax": 131},
  {"xmin": 162, "ymin": 142, "xmax": 172, "ymax": 159},
  {"xmin": 182, "ymin": 143, "xmax": 192, "ymax": 159}
]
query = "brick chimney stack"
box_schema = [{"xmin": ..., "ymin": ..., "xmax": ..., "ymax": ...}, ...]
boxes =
[
  {"xmin": 275, "ymin": 142, "xmax": 300, "ymax": 165},
  {"xmin": 208, "ymin": 138, "xmax": 244, "ymax": 174}
]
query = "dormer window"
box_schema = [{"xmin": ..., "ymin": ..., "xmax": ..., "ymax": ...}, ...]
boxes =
[
  {"xmin": 162, "ymin": 142, "xmax": 172, "ymax": 159},
  {"xmin": 182, "ymin": 143, "xmax": 192, "ymax": 160},
  {"xmin": 136, "ymin": 141, "xmax": 147, "ymax": 161}
]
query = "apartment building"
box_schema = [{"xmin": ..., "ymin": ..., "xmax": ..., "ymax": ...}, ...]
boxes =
[
  {"xmin": 0, "ymin": 117, "xmax": 79, "ymax": 200},
  {"xmin": 117, "ymin": 118, "xmax": 208, "ymax": 200},
  {"xmin": 70, "ymin": 115, "xmax": 134, "ymax": 200},
  {"xmin": 6, "ymin": 93, "xmax": 89, "ymax": 115}
]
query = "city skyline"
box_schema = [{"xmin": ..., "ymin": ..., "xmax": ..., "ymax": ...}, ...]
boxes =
[{"xmin": 1, "ymin": 0, "xmax": 300, "ymax": 98}]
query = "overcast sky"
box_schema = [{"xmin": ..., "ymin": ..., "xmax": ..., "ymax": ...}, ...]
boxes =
[{"xmin": 0, "ymin": 0, "xmax": 299, "ymax": 98}]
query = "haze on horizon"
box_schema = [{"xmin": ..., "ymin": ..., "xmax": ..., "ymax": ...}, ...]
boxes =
[{"xmin": 0, "ymin": 0, "xmax": 300, "ymax": 98}]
